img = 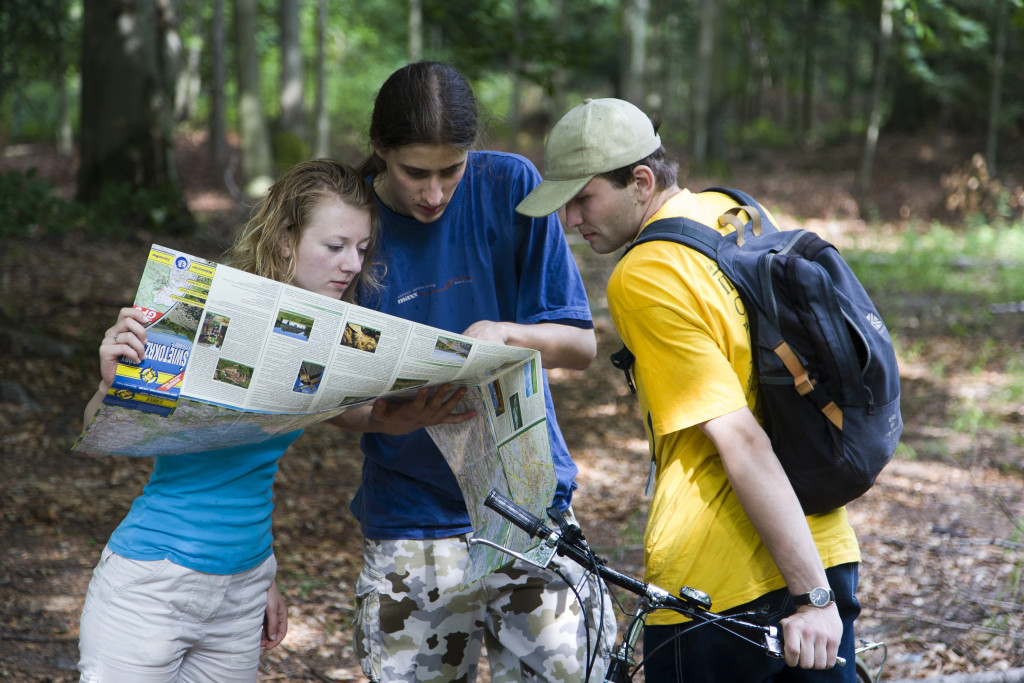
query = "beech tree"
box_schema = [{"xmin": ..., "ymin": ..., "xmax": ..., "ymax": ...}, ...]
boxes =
[
  {"xmin": 858, "ymin": 0, "xmax": 895, "ymax": 196},
  {"xmin": 312, "ymin": 0, "xmax": 329, "ymax": 158},
  {"xmin": 77, "ymin": 0, "xmax": 192, "ymax": 231},
  {"xmin": 279, "ymin": 0, "xmax": 305, "ymax": 143},
  {"xmin": 210, "ymin": 0, "xmax": 227, "ymax": 172},
  {"xmin": 234, "ymin": 0, "xmax": 273, "ymax": 194}
]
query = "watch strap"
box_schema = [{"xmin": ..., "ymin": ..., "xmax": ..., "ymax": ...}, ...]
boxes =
[{"xmin": 792, "ymin": 587, "xmax": 835, "ymax": 607}]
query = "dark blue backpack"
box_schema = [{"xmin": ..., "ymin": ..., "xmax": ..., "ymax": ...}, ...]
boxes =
[{"xmin": 612, "ymin": 187, "xmax": 902, "ymax": 514}]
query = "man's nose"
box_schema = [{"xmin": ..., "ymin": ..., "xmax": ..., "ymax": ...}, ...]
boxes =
[{"xmin": 563, "ymin": 205, "xmax": 582, "ymax": 228}]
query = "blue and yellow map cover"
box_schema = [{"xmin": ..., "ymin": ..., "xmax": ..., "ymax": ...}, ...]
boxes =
[{"xmin": 102, "ymin": 246, "xmax": 214, "ymax": 417}]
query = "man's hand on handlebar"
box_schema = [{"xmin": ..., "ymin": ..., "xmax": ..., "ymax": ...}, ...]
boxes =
[{"xmin": 780, "ymin": 603, "xmax": 844, "ymax": 670}]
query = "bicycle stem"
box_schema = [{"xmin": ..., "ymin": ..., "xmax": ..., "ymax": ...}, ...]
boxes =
[{"xmin": 483, "ymin": 490, "xmax": 845, "ymax": 671}]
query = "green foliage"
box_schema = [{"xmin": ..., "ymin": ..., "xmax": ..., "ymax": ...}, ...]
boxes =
[
  {"xmin": 1, "ymin": 0, "xmax": 80, "ymax": 144},
  {"xmin": 0, "ymin": 0, "xmax": 78, "ymax": 91},
  {"xmin": 272, "ymin": 130, "xmax": 310, "ymax": 171},
  {"xmin": 81, "ymin": 181, "xmax": 195, "ymax": 238},
  {"xmin": 418, "ymin": 0, "xmax": 621, "ymax": 94},
  {"xmin": 889, "ymin": 0, "xmax": 1006, "ymax": 130},
  {"xmin": 735, "ymin": 116, "xmax": 797, "ymax": 148},
  {"xmin": 846, "ymin": 221, "xmax": 1024, "ymax": 300},
  {"xmin": 0, "ymin": 168, "xmax": 193, "ymax": 239},
  {"xmin": 4, "ymin": 0, "xmax": 1024, "ymax": 168},
  {"xmin": 847, "ymin": 219, "xmax": 1024, "ymax": 469},
  {"xmin": 5, "ymin": 80, "xmax": 73, "ymax": 141},
  {"xmin": 0, "ymin": 168, "xmax": 79, "ymax": 237}
]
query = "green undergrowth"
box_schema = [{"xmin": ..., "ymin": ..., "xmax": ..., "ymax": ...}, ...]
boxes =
[
  {"xmin": 844, "ymin": 220, "xmax": 1024, "ymax": 475},
  {"xmin": 0, "ymin": 168, "xmax": 194, "ymax": 238}
]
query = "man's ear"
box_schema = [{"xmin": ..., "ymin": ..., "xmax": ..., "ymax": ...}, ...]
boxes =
[{"xmin": 633, "ymin": 165, "xmax": 657, "ymax": 200}]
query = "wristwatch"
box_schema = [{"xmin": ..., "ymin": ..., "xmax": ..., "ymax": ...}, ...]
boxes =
[{"xmin": 792, "ymin": 587, "xmax": 835, "ymax": 608}]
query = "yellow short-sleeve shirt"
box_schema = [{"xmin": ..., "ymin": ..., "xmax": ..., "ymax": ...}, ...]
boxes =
[{"xmin": 607, "ymin": 189, "xmax": 860, "ymax": 625}]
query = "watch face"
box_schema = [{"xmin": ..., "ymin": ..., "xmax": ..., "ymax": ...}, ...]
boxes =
[{"xmin": 810, "ymin": 587, "xmax": 830, "ymax": 607}]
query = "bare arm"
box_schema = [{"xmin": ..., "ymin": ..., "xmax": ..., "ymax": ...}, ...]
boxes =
[
  {"xmin": 328, "ymin": 320, "xmax": 593, "ymax": 435},
  {"xmin": 460, "ymin": 321, "xmax": 596, "ymax": 370},
  {"xmin": 83, "ymin": 307, "xmax": 151, "ymax": 431},
  {"xmin": 329, "ymin": 384, "xmax": 476, "ymax": 435},
  {"xmin": 700, "ymin": 406, "xmax": 843, "ymax": 670}
]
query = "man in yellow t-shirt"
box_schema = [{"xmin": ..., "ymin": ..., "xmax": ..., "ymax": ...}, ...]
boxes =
[{"xmin": 516, "ymin": 98, "xmax": 861, "ymax": 682}]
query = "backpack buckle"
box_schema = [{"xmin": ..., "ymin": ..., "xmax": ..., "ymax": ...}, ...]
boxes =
[{"xmin": 610, "ymin": 345, "xmax": 637, "ymax": 394}]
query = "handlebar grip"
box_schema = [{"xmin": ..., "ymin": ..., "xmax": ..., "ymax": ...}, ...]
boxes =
[{"xmin": 484, "ymin": 490, "xmax": 548, "ymax": 539}]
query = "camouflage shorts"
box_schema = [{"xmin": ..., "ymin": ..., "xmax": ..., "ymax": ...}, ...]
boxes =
[{"xmin": 353, "ymin": 521, "xmax": 617, "ymax": 682}]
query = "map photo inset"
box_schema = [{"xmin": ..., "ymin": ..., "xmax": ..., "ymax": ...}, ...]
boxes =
[
  {"xmin": 488, "ymin": 380, "xmax": 505, "ymax": 416},
  {"xmin": 510, "ymin": 392, "xmax": 522, "ymax": 430},
  {"xmin": 338, "ymin": 395, "xmax": 375, "ymax": 408},
  {"xmin": 433, "ymin": 335, "xmax": 472, "ymax": 363},
  {"xmin": 293, "ymin": 361, "xmax": 325, "ymax": 394},
  {"xmin": 198, "ymin": 312, "xmax": 230, "ymax": 348},
  {"xmin": 341, "ymin": 322, "xmax": 381, "ymax": 353},
  {"xmin": 214, "ymin": 358, "xmax": 254, "ymax": 389},
  {"xmin": 523, "ymin": 357, "xmax": 538, "ymax": 397},
  {"xmin": 274, "ymin": 309, "xmax": 315, "ymax": 341},
  {"xmin": 390, "ymin": 378, "xmax": 429, "ymax": 392}
]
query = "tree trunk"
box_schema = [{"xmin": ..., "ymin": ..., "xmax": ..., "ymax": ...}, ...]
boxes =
[
  {"xmin": 985, "ymin": 0, "xmax": 1009, "ymax": 177},
  {"xmin": 279, "ymin": 0, "xmax": 305, "ymax": 141},
  {"xmin": 77, "ymin": 0, "xmax": 192, "ymax": 231},
  {"xmin": 56, "ymin": 0, "xmax": 73, "ymax": 158},
  {"xmin": 169, "ymin": 7, "xmax": 199, "ymax": 124},
  {"xmin": 408, "ymin": 0, "xmax": 422, "ymax": 62},
  {"xmin": 235, "ymin": 0, "xmax": 274, "ymax": 194},
  {"xmin": 210, "ymin": 0, "xmax": 227, "ymax": 172},
  {"xmin": 547, "ymin": 0, "xmax": 570, "ymax": 121},
  {"xmin": 312, "ymin": 0, "xmax": 329, "ymax": 158},
  {"xmin": 692, "ymin": 0, "xmax": 716, "ymax": 165},
  {"xmin": 857, "ymin": 0, "xmax": 894, "ymax": 197},
  {"xmin": 174, "ymin": 40, "xmax": 201, "ymax": 123},
  {"xmin": 663, "ymin": 13, "xmax": 682, "ymax": 119},
  {"xmin": 57, "ymin": 70, "xmax": 73, "ymax": 158},
  {"xmin": 800, "ymin": 0, "xmax": 823, "ymax": 142},
  {"xmin": 508, "ymin": 0, "xmax": 523, "ymax": 142},
  {"xmin": 841, "ymin": 3, "xmax": 862, "ymax": 137},
  {"xmin": 624, "ymin": 0, "xmax": 649, "ymax": 106}
]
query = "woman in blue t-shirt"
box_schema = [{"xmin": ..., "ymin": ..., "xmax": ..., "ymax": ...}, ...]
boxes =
[
  {"xmin": 330, "ymin": 61, "xmax": 617, "ymax": 683},
  {"xmin": 77, "ymin": 160, "xmax": 383, "ymax": 681}
]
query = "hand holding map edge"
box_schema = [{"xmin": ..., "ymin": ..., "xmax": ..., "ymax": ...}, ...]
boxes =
[{"xmin": 331, "ymin": 384, "xmax": 478, "ymax": 435}]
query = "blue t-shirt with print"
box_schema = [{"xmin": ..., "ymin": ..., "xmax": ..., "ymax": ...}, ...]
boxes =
[
  {"xmin": 108, "ymin": 430, "xmax": 302, "ymax": 574},
  {"xmin": 352, "ymin": 151, "xmax": 592, "ymax": 540}
]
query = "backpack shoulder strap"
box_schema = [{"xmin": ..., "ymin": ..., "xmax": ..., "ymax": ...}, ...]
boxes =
[
  {"xmin": 627, "ymin": 215, "xmax": 723, "ymax": 262},
  {"xmin": 613, "ymin": 215, "xmax": 723, "ymax": 393},
  {"xmin": 701, "ymin": 186, "xmax": 765, "ymax": 214}
]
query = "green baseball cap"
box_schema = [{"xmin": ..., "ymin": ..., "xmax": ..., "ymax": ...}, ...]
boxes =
[{"xmin": 516, "ymin": 98, "xmax": 662, "ymax": 217}]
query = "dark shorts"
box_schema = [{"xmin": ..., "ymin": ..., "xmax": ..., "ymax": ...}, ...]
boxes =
[{"xmin": 643, "ymin": 562, "xmax": 861, "ymax": 683}]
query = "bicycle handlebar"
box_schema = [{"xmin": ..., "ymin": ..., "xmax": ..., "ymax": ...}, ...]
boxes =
[
  {"xmin": 483, "ymin": 489, "xmax": 845, "ymax": 670},
  {"xmin": 484, "ymin": 488, "xmax": 549, "ymax": 539},
  {"xmin": 484, "ymin": 491, "xmax": 676, "ymax": 607}
]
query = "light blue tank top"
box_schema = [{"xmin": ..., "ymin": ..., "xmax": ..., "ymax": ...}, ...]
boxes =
[{"xmin": 108, "ymin": 430, "xmax": 302, "ymax": 574}]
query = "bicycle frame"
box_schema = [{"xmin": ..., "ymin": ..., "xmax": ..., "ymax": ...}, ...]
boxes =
[{"xmin": 473, "ymin": 489, "xmax": 828, "ymax": 682}]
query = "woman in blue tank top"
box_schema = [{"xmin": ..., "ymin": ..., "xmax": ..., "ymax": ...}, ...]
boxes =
[{"xmin": 76, "ymin": 160, "xmax": 382, "ymax": 682}]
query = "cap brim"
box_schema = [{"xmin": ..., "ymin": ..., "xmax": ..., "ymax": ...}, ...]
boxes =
[{"xmin": 515, "ymin": 176, "xmax": 593, "ymax": 218}]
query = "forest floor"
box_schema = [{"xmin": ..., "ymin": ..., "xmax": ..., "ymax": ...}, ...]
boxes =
[{"xmin": 1, "ymin": 132, "xmax": 1023, "ymax": 682}]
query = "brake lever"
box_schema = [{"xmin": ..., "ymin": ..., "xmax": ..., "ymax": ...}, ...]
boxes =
[
  {"xmin": 762, "ymin": 626, "xmax": 845, "ymax": 667},
  {"xmin": 468, "ymin": 531, "xmax": 560, "ymax": 569}
]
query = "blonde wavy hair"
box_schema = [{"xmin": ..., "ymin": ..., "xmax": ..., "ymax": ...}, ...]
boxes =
[{"xmin": 227, "ymin": 159, "xmax": 382, "ymax": 303}]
